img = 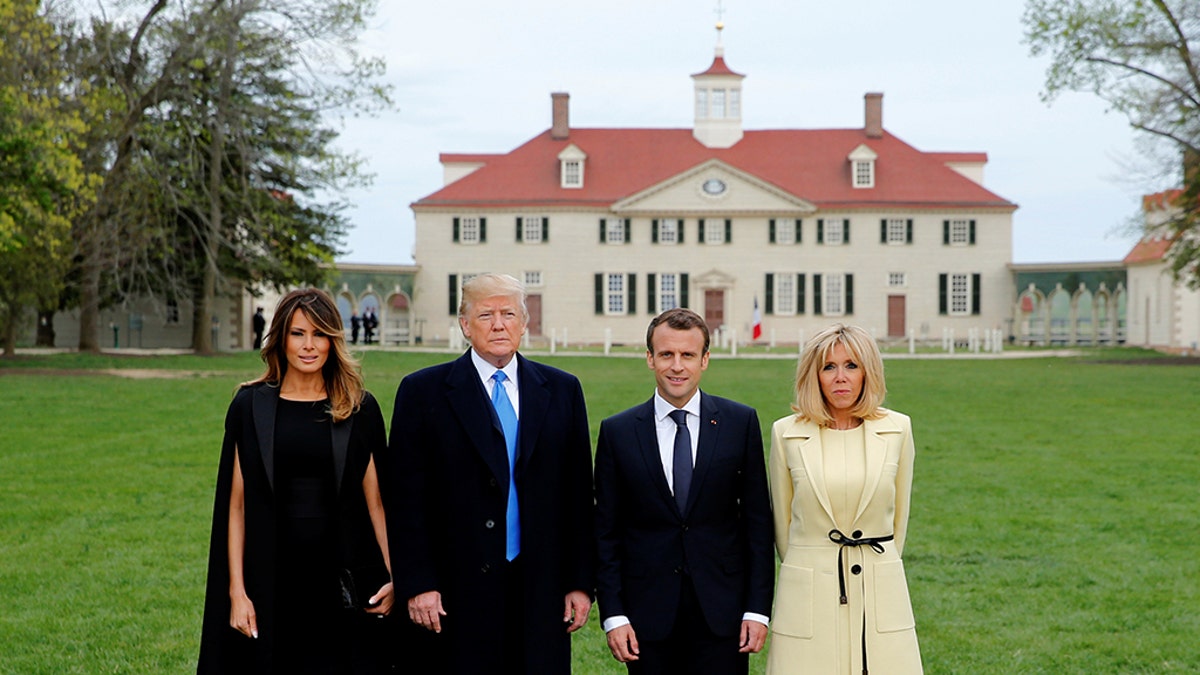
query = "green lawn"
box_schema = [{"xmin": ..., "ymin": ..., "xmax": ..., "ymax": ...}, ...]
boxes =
[{"xmin": 1, "ymin": 349, "xmax": 1197, "ymax": 673}]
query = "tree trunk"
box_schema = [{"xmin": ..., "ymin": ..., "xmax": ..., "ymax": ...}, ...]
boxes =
[{"xmin": 77, "ymin": 238, "xmax": 102, "ymax": 352}]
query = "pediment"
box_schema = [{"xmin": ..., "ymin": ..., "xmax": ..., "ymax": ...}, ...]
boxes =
[{"xmin": 613, "ymin": 159, "xmax": 816, "ymax": 215}]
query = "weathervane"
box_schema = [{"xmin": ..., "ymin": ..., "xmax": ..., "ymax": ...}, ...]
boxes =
[{"xmin": 714, "ymin": 0, "xmax": 726, "ymax": 45}]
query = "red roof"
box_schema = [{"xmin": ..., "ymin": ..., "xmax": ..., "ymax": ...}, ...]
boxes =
[
  {"xmin": 1123, "ymin": 238, "xmax": 1172, "ymax": 264},
  {"xmin": 414, "ymin": 127, "xmax": 1015, "ymax": 211},
  {"xmin": 693, "ymin": 55, "xmax": 743, "ymax": 78},
  {"xmin": 927, "ymin": 152, "xmax": 988, "ymax": 164},
  {"xmin": 1143, "ymin": 189, "xmax": 1183, "ymax": 211}
]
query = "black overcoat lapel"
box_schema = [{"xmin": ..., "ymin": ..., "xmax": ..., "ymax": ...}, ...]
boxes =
[
  {"xmin": 632, "ymin": 399, "xmax": 677, "ymax": 513},
  {"xmin": 685, "ymin": 392, "xmax": 722, "ymax": 515},
  {"xmin": 252, "ymin": 385, "xmax": 277, "ymax": 492},
  {"xmin": 515, "ymin": 354, "xmax": 549, "ymax": 471},
  {"xmin": 444, "ymin": 352, "xmax": 509, "ymax": 485}
]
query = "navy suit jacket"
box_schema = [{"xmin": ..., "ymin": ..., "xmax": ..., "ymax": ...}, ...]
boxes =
[
  {"xmin": 384, "ymin": 351, "xmax": 595, "ymax": 674},
  {"xmin": 594, "ymin": 392, "xmax": 774, "ymax": 641}
]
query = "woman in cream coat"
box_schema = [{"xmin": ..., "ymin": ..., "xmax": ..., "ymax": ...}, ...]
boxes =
[{"xmin": 767, "ymin": 324, "xmax": 922, "ymax": 675}]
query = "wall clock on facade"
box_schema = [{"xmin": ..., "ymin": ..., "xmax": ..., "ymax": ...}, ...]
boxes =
[{"xmin": 701, "ymin": 178, "xmax": 727, "ymax": 196}]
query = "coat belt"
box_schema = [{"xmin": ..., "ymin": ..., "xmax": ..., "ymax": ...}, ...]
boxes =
[{"xmin": 827, "ymin": 529, "xmax": 893, "ymax": 605}]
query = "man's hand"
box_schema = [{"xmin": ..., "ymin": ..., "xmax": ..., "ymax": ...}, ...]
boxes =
[
  {"xmin": 738, "ymin": 619, "xmax": 768, "ymax": 653},
  {"xmin": 606, "ymin": 624, "xmax": 640, "ymax": 662},
  {"xmin": 562, "ymin": 590, "xmax": 591, "ymax": 633},
  {"xmin": 407, "ymin": 590, "xmax": 446, "ymax": 633}
]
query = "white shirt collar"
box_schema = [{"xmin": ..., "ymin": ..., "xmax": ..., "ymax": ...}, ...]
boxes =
[
  {"xmin": 653, "ymin": 389, "xmax": 701, "ymax": 421},
  {"xmin": 470, "ymin": 349, "xmax": 519, "ymax": 387}
]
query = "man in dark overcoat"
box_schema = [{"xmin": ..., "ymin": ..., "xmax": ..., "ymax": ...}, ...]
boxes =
[{"xmin": 384, "ymin": 273, "xmax": 595, "ymax": 674}]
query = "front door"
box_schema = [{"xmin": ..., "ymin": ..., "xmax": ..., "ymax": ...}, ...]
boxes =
[
  {"xmin": 526, "ymin": 293, "xmax": 542, "ymax": 336},
  {"xmin": 705, "ymin": 290, "xmax": 725, "ymax": 331},
  {"xmin": 887, "ymin": 295, "xmax": 906, "ymax": 337}
]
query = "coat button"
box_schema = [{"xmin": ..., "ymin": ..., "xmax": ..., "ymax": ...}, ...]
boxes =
[
  {"xmin": 489, "ymin": 477, "xmax": 497, "ymax": 487},
  {"xmin": 852, "ymin": 530, "xmax": 863, "ymax": 538},
  {"xmin": 681, "ymin": 525, "xmax": 689, "ymax": 532},
  {"xmin": 674, "ymin": 567, "xmax": 683, "ymax": 575},
  {"xmin": 851, "ymin": 564, "xmax": 862, "ymax": 575},
  {"xmin": 485, "ymin": 519, "xmax": 495, "ymax": 529},
  {"xmin": 481, "ymin": 563, "xmax": 490, "ymax": 573}
]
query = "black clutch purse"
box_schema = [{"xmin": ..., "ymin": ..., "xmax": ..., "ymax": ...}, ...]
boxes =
[{"xmin": 338, "ymin": 564, "xmax": 391, "ymax": 611}]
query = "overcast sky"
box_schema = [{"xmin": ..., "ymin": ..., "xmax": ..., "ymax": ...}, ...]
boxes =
[{"xmin": 329, "ymin": 0, "xmax": 1163, "ymax": 265}]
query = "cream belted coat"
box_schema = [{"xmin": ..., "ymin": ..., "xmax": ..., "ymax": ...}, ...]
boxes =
[{"xmin": 766, "ymin": 410, "xmax": 923, "ymax": 675}]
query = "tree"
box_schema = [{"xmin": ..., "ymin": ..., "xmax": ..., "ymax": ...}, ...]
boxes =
[
  {"xmin": 1025, "ymin": 0, "xmax": 1200, "ymax": 286},
  {"xmin": 0, "ymin": 0, "xmax": 94, "ymax": 355}
]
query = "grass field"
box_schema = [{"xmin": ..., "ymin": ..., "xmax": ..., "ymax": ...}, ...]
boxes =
[{"xmin": 1, "ymin": 348, "xmax": 1198, "ymax": 673}]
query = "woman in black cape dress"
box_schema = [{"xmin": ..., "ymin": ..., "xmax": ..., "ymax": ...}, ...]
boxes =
[{"xmin": 198, "ymin": 289, "xmax": 394, "ymax": 674}]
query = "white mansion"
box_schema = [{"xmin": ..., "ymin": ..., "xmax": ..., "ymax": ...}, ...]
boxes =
[{"xmin": 408, "ymin": 40, "xmax": 1016, "ymax": 346}]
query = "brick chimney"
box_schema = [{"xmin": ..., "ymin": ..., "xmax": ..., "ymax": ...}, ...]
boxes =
[
  {"xmin": 551, "ymin": 92, "xmax": 570, "ymax": 140},
  {"xmin": 864, "ymin": 92, "xmax": 883, "ymax": 138}
]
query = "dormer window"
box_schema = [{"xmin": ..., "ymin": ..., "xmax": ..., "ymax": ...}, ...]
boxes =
[
  {"xmin": 558, "ymin": 143, "xmax": 587, "ymax": 189},
  {"xmin": 848, "ymin": 144, "xmax": 878, "ymax": 189}
]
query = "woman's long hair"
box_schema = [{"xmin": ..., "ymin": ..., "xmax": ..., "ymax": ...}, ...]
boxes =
[{"xmin": 245, "ymin": 288, "xmax": 364, "ymax": 422}]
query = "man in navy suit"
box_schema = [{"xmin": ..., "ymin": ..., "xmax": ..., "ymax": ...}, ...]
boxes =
[
  {"xmin": 595, "ymin": 308, "xmax": 774, "ymax": 675},
  {"xmin": 385, "ymin": 273, "xmax": 595, "ymax": 674}
]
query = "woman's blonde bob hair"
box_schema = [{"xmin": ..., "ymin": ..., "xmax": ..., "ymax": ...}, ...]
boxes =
[
  {"xmin": 792, "ymin": 323, "xmax": 887, "ymax": 426},
  {"xmin": 245, "ymin": 288, "xmax": 364, "ymax": 422}
]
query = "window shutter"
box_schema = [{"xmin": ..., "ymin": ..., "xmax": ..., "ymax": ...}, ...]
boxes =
[
  {"xmin": 677, "ymin": 221, "xmax": 685, "ymax": 245},
  {"xmin": 795, "ymin": 219, "xmax": 802, "ymax": 244},
  {"xmin": 479, "ymin": 217, "xmax": 487, "ymax": 242},
  {"xmin": 594, "ymin": 274, "xmax": 603, "ymax": 314},
  {"xmin": 698, "ymin": 219, "xmax": 706, "ymax": 243},
  {"xmin": 765, "ymin": 274, "xmax": 774, "ymax": 314},
  {"xmin": 972, "ymin": 273, "xmax": 981, "ymax": 315},
  {"xmin": 943, "ymin": 220, "xmax": 950, "ymax": 245},
  {"xmin": 880, "ymin": 219, "xmax": 888, "ymax": 243},
  {"xmin": 817, "ymin": 219, "xmax": 824, "ymax": 244},
  {"xmin": 627, "ymin": 273, "xmax": 637, "ymax": 314},
  {"xmin": 797, "ymin": 274, "xmax": 806, "ymax": 314},
  {"xmin": 623, "ymin": 219, "xmax": 631, "ymax": 244},
  {"xmin": 844, "ymin": 219, "xmax": 850, "ymax": 244},
  {"xmin": 769, "ymin": 219, "xmax": 776, "ymax": 244},
  {"xmin": 814, "ymin": 274, "xmax": 823, "ymax": 315},
  {"xmin": 906, "ymin": 219, "xmax": 913, "ymax": 244},
  {"xmin": 680, "ymin": 273, "xmax": 689, "ymax": 308},
  {"xmin": 724, "ymin": 219, "xmax": 732, "ymax": 243},
  {"xmin": 647, "ymin": 274, "xmax": 656, "ymax": 314},
  {"xmin": 542, "ymin": 217, "xmax": 549, "ymax": 242},
  {"xmin": 516, "ymin": 217, "xmax": 523, "ymax": 242},
  {"xmin": 845, "ymin": 274, "xmax": 854, "ymax": 314},
  {"xmin": 599, "ymin": 219, "xmax": 607, "ymax": 243},
  {"xmin": 453, "ymin": 217, "xmax": 460, "ymax": 243},
  {"xmin": 939, "ymin": 274, "xmax": 948, "ymax": 315},
  {"xmin": 969, "ymin": 220, "xmax": 977, "ymax": 245},
  {"xmin": 448, "ymin": 274, "xmax": 458, "ymax": 316},
  {"xmin": 652, "ymin": 219, "xmax": 659, "ymax": 244}
]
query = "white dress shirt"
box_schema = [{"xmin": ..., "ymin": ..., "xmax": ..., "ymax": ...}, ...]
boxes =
[{"xmin": 470, "ymin": 350, "xmax": 519, "ymax": 417}]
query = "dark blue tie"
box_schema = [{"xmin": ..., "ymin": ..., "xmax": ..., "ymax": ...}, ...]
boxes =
[
  {"xmin": 491, "ymin": 371, "xmax": 520, "ymax": 560},
  {"xmin": 669, "ymin": 409, "xmax": 692, "ymax": 510}
]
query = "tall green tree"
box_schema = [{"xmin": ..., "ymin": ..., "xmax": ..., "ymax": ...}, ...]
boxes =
[
  {"xmin": 1025, "ymin": 0, "xmax": 1200, "ymax": 285},
  {"xmin": 0, "ymin": 0, "xmax": 94, "ymax": 355}
]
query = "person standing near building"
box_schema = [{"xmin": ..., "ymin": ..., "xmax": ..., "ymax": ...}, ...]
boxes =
[
  {"xmin": 384, "ymin": 273, "xmax": 595, "ymax": 674},
  {"xmin": 766, "ymin": 324, "xmax": 922, "ymax": 674},
  {"xmin": 595, "ymin": 308, "xmax": 774, "ymax": 675},
  {"xmin": 251, "ymin": 307, "xmax": 266, "ymax": 350}
]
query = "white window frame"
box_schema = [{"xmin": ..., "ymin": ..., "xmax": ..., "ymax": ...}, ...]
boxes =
[
  {"xmin": 775, "ymin": 273, "xmax": 797, "ymax": 315},
  {"xmin": 459, "ymin": 217, "xmax": 481, "ymax": 244},
  {"xmin": 712, "ymin": 89, "xmax": 726, "ymax": 119},
  {"xmin": 825, "ymin": 219, "xmax": 845, "ymax": 245},
  {"xmin": 729, "ymin": 88, "xmax": 741, "ymax": 118},
  {"xmin": 658, "ymin": 273, "xmax": 680, "ymax": 313},
  {"xmin": 695, "ymin": 89, "xmax": 708, "ymax": 119},
  {"xmin": 949, "ymin": 219, "xmax": 970, "ymax": 245},
  {"xmin": 522, "ymin": 216, "xmax": 543, "ymax": 243},
  {"xmin": 606, "ymin": 273, "xmax": 626, "ymax": 315},
  {"xmin": 824, "ymin": 274, "xmax": 845, "ymax": 316},
  {"xmin": 705, "ymin": 219, "xmax": 725, "ymax": 245},
  {"xmin": 561, "ymin": 160, "xmax": 582, "ymax": 188},
  {"xmin": 950, "ymin": 273, "xmax": 971, "ymax": 315},
  {"xmin": 886, "ymin": 218, "xmax": 907, "ymax": 244},
  {"xmin": 888, "ymin": 272, "xmax": 907, "ymax": 288},
  {"xmin": 659, "ymin": 218, "xmax": 679, "ymax": 244},
  {"xmin": 776, "ymin": 219, "xmax": 795, "ymax": 245},
  {"xmin": 605, "ymin": 219, "xmax": 626, "ymax": 245},
  {"xmin": 524, "ymin": 271, "xmax": 543, "ymax": 287},
  {"xmin": 853, "ymin": 160, "xmax": 874, "ymax": 188}
]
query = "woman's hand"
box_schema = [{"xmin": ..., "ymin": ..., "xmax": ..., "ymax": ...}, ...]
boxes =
[
  {"xmin": 230, "ymin": 592, "xmax": 258, "ymax": 638},
  {"xmin": 365, "ymin": 581, "xmax": 394, "ymax": 618}
]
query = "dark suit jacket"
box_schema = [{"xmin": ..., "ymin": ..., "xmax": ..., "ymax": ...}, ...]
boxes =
[
  {"xmin": 594, "ymin": 392, "xmax": 774, "ymax": 642},
  {"xmin": 197, "ymin": 383, "xmax": 388, "ymax": 673},
  {"xmin": 384, "ymin": 351, "xmax": 595, "ymax": 674}
]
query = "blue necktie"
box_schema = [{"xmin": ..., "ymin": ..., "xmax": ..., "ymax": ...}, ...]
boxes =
[
  {"xmin": 492, "ymin": 371, "xmax": 520, "ymax": 560},
  {"xmin": 669, "ymin": 409, "xmax": 692, "ymax": 511}
]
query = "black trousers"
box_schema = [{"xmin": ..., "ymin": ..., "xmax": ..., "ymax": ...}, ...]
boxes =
[{"xmin": 627, "ymin": 576, "xmax": 747, "ymax": 675}]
